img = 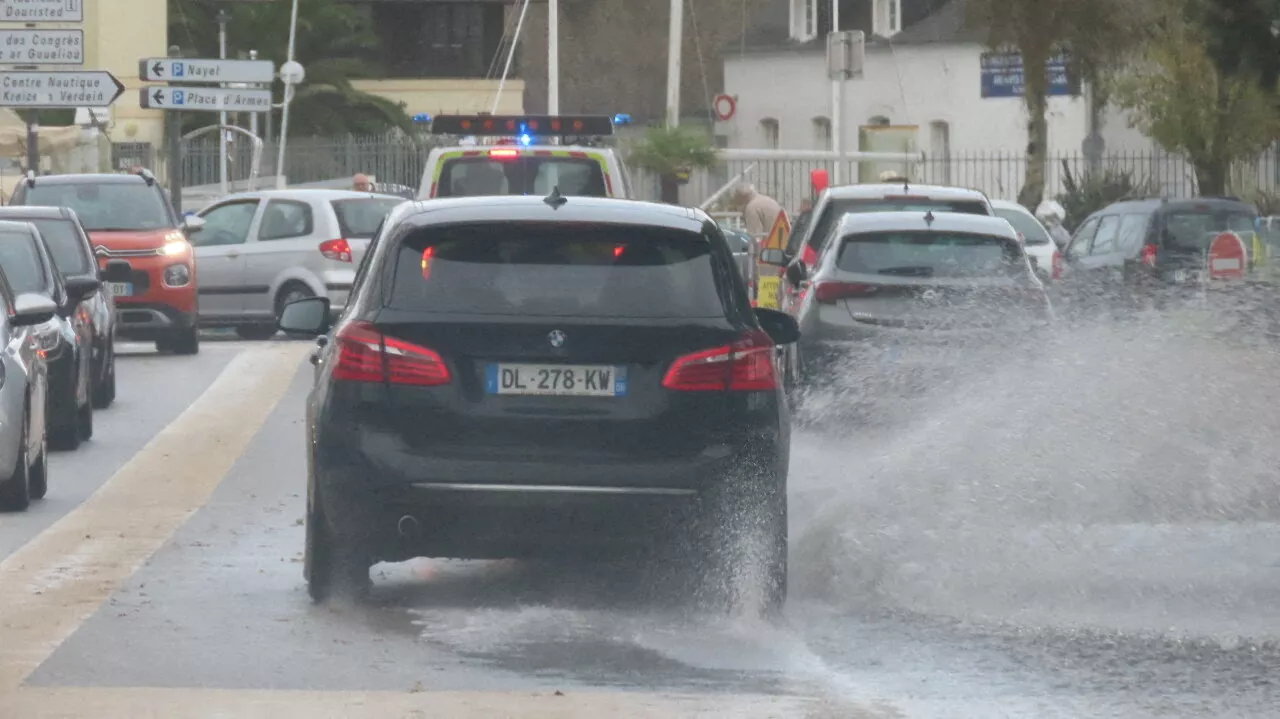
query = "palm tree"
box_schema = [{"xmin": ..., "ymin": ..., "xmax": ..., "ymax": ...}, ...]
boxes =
[
  {"xmin": 167, "ymin": 0, "xmax": 413, "ymax": 136},
  {"xmin": 627, "ymin": 125, "xmax": 718, "ymax": 204}
]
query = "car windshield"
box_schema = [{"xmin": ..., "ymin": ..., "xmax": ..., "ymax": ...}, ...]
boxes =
[
  {"xmin": 435, "ymin": 157, "xmax": 608, "ymax": 197},
  {"xmin": 331, "ymin": 198, "xmax": 403, "ymax": 239},
  {"xmin": 389, "ymin": 222, "xmax": 726, "ymax": 318},
  {"xmin": 0, "ymin": 230, "xmax": 48, "ymax": 293},
  {"xmin": 20, "ymin": 182, "xmax": 172, "ymax": 232},
  {"xmin": 796, "ymin": 196, "xmax": 991, "ymax": 254},
  {"xmin": 995, "ymin": 207, "xmax": 1053, "ymax": 245},
  {"xmin": 837, "ymin": 230, "xmax": 1026, "ymax": 279},
  {"xmin": 27, "ymin": 219, "xmax": 91, "ymax": 275}
]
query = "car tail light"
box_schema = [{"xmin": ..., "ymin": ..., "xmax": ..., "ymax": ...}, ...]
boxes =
[
  {"xmin": 319, "ymin": 238, "xmax": 352, "ymax": 263},
  {"xmin": 662, "ymin": 330, "xmax": 778, "ymax": 392},
  {"xmin": 800, "ymin": 245, "xmax": 817, "ymax": 267},
  {"xmin": 331, "ymin": 321, "xmax": 451, "ymax": 387},
  {"xmin": 1051, "ymin": 250, "xmax": 1063, "ymax": 280},
  {"xmin": 489, "ymin": 148, "xmax": 520, "ymax": 160},
  {"xmin": 813, "ymin": 281, "xmax": 877, "ymax": 304},
  {"xmin": 1140, "ymin": 243, "xmax": 1157, "ymax": 267}
]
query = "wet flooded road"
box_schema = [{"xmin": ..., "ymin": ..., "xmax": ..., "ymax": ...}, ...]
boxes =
[{"xmin": 4, "ymin": 318, "xmax": 1280, "ymax": 717}]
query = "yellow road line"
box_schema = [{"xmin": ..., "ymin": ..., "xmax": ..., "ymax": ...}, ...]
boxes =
[
  {"xmin": 0, "ymin": 686, "xmax": 883, "ymax": 719},
  {"xmin": 0, "ymin": 343, "xmax": 308, "ymax": 692}
]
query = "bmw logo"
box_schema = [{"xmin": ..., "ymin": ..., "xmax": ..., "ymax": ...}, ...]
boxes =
[
  {"xmin": 919, "ymin": 290, "xmax": 939, "ymax": 301},
  {"xmin": 547, "ymin": 330, "xmax": 566, "ymax": 348}
]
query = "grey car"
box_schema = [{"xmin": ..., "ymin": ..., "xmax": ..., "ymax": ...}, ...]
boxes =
[
  {"xmin": 0, "ymin": 269, "xmax": 57, "ymax": 511},
  {"xmin": 784, "ymin": 211, "xmax": 1052, "ymax": 391}
]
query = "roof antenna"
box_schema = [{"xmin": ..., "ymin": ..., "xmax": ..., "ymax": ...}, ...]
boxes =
[
  {"xmin": 924, "ymin": 210, "xmax": 935, "ymax": 225},
  {"xmin": 903, "ymin": 179, "xmax": 909, "ymax": 193},
  {"xmin": 543, "ymin": 185, "xmax": 568, "ymax": 210}
]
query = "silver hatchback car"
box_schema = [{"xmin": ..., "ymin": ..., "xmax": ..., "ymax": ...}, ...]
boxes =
[{"xmin": 191, "ymin": 189, "xmax": 406, "ymax": 339}]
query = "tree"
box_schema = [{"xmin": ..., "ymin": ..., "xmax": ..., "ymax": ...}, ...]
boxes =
[
  {"xmin": 627, "ymin": 125, "xmax": 718, "ymax": 204},
  {"xmin": 1112, "ymin": 2, "xmax": 1279, "ymax": 195},
  {"xmin": 966, "ymin": 0, "xmax": 1152, "ymax": 209},
  {"xmin": 167, "ymin": 0, "xmax": 412, "ymax": 136}
]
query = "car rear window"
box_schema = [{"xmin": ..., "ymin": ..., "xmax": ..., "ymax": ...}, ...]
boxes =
[
  {"xmin": 795, "ymin": 196, "xmax": 991, "ymax": 254},
  {"xmin": 434, "ymin": 157, "xmax": 608, "ymax": 198},
  {"xmin": 1162, "ymin": 208, "xmax": 1259, "ymax": 251},
  {"xmin": 994, "ymin": 207, "xmax": 1052, "ymax": 245},
  {"xmin": 331, "ymin": 198, "xmax": 403, "ymax": 239},
  {"xmin": 836, "ymin": 231, "xmax": 1026, "ymax": 279},
  {"xmin": 389, "ymin": 222, "xmax": 726, "ymax": 318},
  {"xmin": 28, "ymin": 218, "xmax": 90, "ymax": 275},
  {"xmin": 0, "ymin": 230, "xmax": 48, "ymax": 293}
]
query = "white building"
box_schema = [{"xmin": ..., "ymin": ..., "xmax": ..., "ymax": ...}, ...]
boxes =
[{"xmin": 718, "ymin": 0, "xmax": 1179, "ymax": 204}]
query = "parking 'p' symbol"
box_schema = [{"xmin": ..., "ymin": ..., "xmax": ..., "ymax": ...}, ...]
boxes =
[
  {"xmin": 172, "ymin": 90, "xmax": 185, "ymax": 105},
  {"xmin": 171, "ymin": 62, "xmax": 184, "ymax": 78}
]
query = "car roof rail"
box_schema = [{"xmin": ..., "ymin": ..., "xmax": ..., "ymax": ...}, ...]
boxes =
[{"xmin": 134, "ymin": 167, "xmax": 157, "ymax": 186}]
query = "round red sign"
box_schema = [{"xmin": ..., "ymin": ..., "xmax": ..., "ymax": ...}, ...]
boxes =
[
  {"xmin": 1207, "ymin": 231, "xmax": 1248, "ymax": 280},
  {"xmin": 712, "ymin": 94, "xmax": 736, "ymax": 122}
]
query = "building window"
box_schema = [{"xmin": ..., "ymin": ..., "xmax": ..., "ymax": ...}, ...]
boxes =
[
  {"xmin": 812, "ymin": 116, "xmax": 832, "ymax": 150},
  {"xmin": 804, "ymin": 0, "xmax": 817, "ymax": 38},
  {"xmin": 868, "ymin": 115, "xmax": 891, "ymax": 126},
  {"xmin": 372, "ymin": 2, "xmax": 505, "ymax": 78},
  {"xmin": 930, "ymin": 120, "xmax": 951, "ymax": 185},
  {"xmin": 875, "ymin": 0, "xmax": 903, "ymax": 36},
  {"xmin": 760, "ymin": 118, "xmax": 780, "ymax": 149}
]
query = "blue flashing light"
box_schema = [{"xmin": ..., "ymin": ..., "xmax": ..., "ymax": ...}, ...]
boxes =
[
  {"xmin": 412, "ymin": 113, "xmax": 433, "ymax": 124},
  {"xmin": 612, "ymin": 113, "xmax": 632, "ymax": 126},
  {"xmin": 518, "ymin": 133, "xmax": 532, "ymax": 146}
]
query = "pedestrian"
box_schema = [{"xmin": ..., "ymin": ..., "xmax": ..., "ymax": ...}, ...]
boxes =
[
  {"xmin": 352, "ymin": 173, "xmax": 374, "ymax": 192},
  {"xmin": 1035, "ymin": 199, "xmax": 1072, "ymax": 248},
  {"xmin": 731, "ymin": 182, "xmax": 785, "ymax": 241}
]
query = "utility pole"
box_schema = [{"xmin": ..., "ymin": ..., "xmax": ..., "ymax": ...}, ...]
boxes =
[
  {"xmin": 830, "ymin": 0, "xmax": 841, "ymax": 183},
  {"xmin": 167, "ymin": 45, "xmax": 183, "ymax": 213},
  {"xmin": 248, "ymin": 49, "xmax": 259, "ymax": 140},
  {"xmin": 275, "ymin": 0, "xmax": 302, "ymax": 189},
  {"xmin": 665, "ymin": 0, "xmax": 682, "ymax": 127},
  {"xmin": 23, "ymin": 111, "xmax": 37, "ymax": 175},
  {"xmin": 548, "ymin": 0, "xmax": 559, "ymax": 114},
  {"xmin": 217, "ymin": 8, "xmax": 231, "ymax": 196}
]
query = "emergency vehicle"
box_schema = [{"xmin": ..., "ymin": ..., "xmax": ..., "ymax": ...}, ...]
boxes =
[{"xmin": 417, "ymin": 114, "xmax": 636, "ymax": 200}]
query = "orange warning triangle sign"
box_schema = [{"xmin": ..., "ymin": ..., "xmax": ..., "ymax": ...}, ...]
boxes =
[{"xmin": 762, "ymin": 211, "xmax": 791, "ymax": 252}]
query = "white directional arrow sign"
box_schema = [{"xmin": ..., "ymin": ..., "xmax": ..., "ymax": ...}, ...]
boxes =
[
  {"xmin": 0, "ymin": 0, "xmax": 82, "ymax": 22},
  {"xmin": 0, "ymin": 29, "xmax": 84, "ymax": 66},
  {"xmin": 139, "ymin": 58, "xmax": 275, "ymax": 85},
  {"xmin": 0, "ymin": 70, "xmax": 124, "ymax": 108},
  {"xmin": 140, "ymin": 86, "xmax": 273, "ymax": 113}
]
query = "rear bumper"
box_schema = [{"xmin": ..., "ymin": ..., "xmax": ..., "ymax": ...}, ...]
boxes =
[{"xmin": 313, "ymin": 422, "xmax": 787, "ymax": 561}]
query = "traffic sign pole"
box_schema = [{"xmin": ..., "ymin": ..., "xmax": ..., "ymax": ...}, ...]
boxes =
[{"xmin": 167, "ymin": 45, "xmax": 182, "ymax": 214}]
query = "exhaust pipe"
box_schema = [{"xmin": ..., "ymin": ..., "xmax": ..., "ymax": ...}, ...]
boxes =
[{"xmin": 397, "ymin": 515, "xmax": 421, "ymax": 540}]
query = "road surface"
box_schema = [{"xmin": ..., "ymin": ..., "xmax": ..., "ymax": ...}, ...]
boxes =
[{"xmin": 2, "ymin": 323, "xmax": 1279, "ymax": 717}]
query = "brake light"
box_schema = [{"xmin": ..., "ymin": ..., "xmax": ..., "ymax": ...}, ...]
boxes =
[
  {"xmin": 421, "ymin": 246, "xmax": 435, "ymax": 279},
  {"xmin": 1051, "ymin": 250, "xmax": 1063, "ymax": 280},
  {"xmin": 662, "ymin": 330, "xmax": 778, "ymax": 392},
  {"xmin": 489, "ymin": 148, "xmax": 520, "ymax": 160},
  {"xmin": 319, "ymin": 238, "xmax": 352, "ymax": 263},
  {"xmin": 331, "ymin": 321, "xmax": 451, "ymax": 387},
  {"xmin": 800, "ymin": 245, "xmax": 817, "ymax": 267},
  {"xmin": 1140, "ymin": 243, "xmax": 1157, "ymax": 267},
  {"xmin": 813, "ymin": 281, "xmax": 876, "ymax": 304}
]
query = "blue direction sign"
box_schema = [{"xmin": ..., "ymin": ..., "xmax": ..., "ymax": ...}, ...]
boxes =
[
  {"xmin": 138, "ymin": 58, "xmax": 275, "ymax": 85},
  {"xmin": 980, "ymin": 51, "xmax": 1076, "ymax": 99}
]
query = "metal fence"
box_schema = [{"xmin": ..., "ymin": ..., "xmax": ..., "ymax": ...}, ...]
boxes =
[{"xmin": 134, "ymin": 133, "xmax": 1280, "ymax": 211}]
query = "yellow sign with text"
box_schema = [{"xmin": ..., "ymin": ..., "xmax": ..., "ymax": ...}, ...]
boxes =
[
  {"xmin": 753, "ymin": 211, "xmax": 791, "ymax": 309},
  {"xmin": 757, "ymin": 277, "xmax": 781, "ymax": 309}
]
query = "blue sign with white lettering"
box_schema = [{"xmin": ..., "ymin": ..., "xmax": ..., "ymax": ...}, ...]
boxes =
[
  {"xmin": 171, "ymin": 90, "xmax": 185, "ymax": 106},
  {"xmin": 981, "ymin": 51, "xmax": 1075, "ymax": 99},
  {"xmin": 171, "ymin": 62, "xmax": 184, "ymax": 78}
]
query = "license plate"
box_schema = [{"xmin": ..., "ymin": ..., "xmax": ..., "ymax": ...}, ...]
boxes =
[
  {"xmin": 485, "ymin": 363, "xmax": 628, "ymax": 397},
  {"xmin": 109, "ymin": 282, "xmax": 133, "ymax": 297}
]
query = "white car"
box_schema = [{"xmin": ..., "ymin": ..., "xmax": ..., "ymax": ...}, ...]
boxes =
[
  {"xmin": 191, "ymin": 189, "xmax": 406, "ymax": 339},
  {"xmin": 991, "ymin": 199, "xmax": 1061, "ymax": 282}
]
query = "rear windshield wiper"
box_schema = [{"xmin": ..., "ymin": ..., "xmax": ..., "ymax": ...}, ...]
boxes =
[{"xmin": 877, "ymin": 265, "xmax": 935, "ymax": 277}]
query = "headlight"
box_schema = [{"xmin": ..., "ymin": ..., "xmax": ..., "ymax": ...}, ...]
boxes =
[
  {"xmin": 163, "ymin": 263, "xmax": 191, "ymax": 287},
  {"xmin": 160, "ymin": 240, "xmax": 190, "ymax": 256}
]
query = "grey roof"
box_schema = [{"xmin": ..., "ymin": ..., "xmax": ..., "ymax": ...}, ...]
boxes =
[
  {"xmin": 835, "ymin": 210, "xmax": 1018, "ymax": 240},
  {"xmin": 881, "ymin": 0, "xmax": 985, "ymax": 46}
]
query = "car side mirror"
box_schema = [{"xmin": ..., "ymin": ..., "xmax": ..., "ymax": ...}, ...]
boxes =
[
  {"xmin": 64, "ymin": 276, "xmax": 100, "ymax": 303},
  {"xmin": 99, "ymin": 260, "xmax": 132, "ymax": 283},
  {"xmin": 11, "ymin": 292, "xmax": 57, "ymax": 327},
  {"xmin": 753, "ymin": 307, "xmax": 800, "ymax": 346},
  {"xmin": 759, "ymin": 248, "xmax": 787, "ymax": 266},
  {"xmin": 785, "ymin": 261, "xmax": 807, "ymax": 286},
  {"xmin": 278, "ymin": 296, "xmax": 331, "ymax": 336},
  {"xmin": 183, "ymin": 214, "xmax": 206, "ymax": 234}
]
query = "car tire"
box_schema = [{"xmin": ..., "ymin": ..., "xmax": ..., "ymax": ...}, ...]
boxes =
[
  {"xmin": 159, "ymin": 326, "xmax": 200, "ymax": 356},
  {"xmin": 276, "ymin": 284, "xmax": 316, "ymax": 338},
  {"xmin": 235, "ymin": 325, "xmax": 278, "ymax": 341},
  {"xmin": 91, "ymin": 341, "xmax": 116, "ymax": 409},
  {"xmin": 0, "ymin": 409, "xmax": 31, "ymax": 511},
  {"xmin": 305, "ymin": 491, "xmax": 372, "ymax": 603},
  {"xmin": 28, "ymin": 431, "xmax": 48, "ymax": 501},
  {"xmin": 77, "ymin": 400, "xmax": 93, "ymax": 442},
  {"xmin": 49, "ymin": 365, "xmax": 81, "ymax": 451},
  {"xmin": 694, "ymin": 477, "xmax": 788, "ymax": 619}
]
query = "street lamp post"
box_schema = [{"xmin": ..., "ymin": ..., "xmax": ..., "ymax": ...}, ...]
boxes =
[
  {"xmin": 275, "ymin": 0, "xmax": 302, "ymax": 189},
  {"xmin": 217, "ymin": 8, "xmax": 231, "ymax": 196}
]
